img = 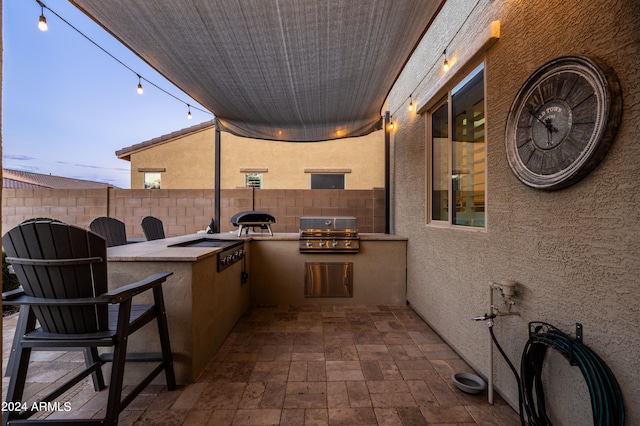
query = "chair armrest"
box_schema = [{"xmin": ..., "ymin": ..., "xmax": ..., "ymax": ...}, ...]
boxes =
[
  {"xmin": 2, "ymin": 294, "xmax": 111, "ymax": 306},
  {"xmin": 2, "ymin": 287, "xmax": 25, "ymax": 302},
  {"xmin": 104, "ymin": 271, "xmax": 173, "ymax": 304}
]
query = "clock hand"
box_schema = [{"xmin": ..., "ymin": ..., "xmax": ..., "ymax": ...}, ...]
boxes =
[
  {"xmin": 544, "ymin": 118, "xmax": 560, "ymax": 145},
  {"xmin": 528, "ymin": 109, "xmax": 550, "ymax": 128},
  {"xmin": 528, "ymin": 110, "xmax": 556, "ymax": 145}
]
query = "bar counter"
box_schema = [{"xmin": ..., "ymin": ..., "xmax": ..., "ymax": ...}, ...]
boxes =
[{"xmin": 107, "ymin": 233, "xmax": 407, "ymax": 384}]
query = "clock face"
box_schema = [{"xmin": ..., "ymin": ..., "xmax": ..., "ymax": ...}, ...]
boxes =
[{"xmin": 505, "ymin": 56, "xmax": 622, "ymax": 190}]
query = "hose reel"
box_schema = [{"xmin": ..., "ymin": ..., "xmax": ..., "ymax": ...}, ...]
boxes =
[{"xmin": 518, "ymin": 322, "xmax": 625, "ymax": 426}]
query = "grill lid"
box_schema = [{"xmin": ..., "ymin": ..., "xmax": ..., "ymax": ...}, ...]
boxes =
[{"xmin": 299, "ymin": 216, "xmax": 357, "ymax": 231}]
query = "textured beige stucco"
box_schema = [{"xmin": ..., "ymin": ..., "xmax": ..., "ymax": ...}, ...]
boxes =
[
  {"xmin": 127, "ymin": 128, "xmax": 384, "ymax": 190},
  {"xmin": 220, "ymin": 130, "xmax": 384, "ymax": 190},
  {"xmin": 129, "ymin": 126, "xmax": 215, "ymax": 189},
  {"xmin": 388, "ymin": 0, "xmax": 639, "ymax": 423}
]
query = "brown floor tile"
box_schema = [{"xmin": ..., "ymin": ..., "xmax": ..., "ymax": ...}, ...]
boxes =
[
  {"xmin": 283, "ymin": 393, "xmax": 327, "ymax": 409},
  {"xmin": 233, "ymin": 408, "xmax": 282, "ymax": 425},
  {"xmin": 406, "ymin": 380, "xmax": 439, "ymax": 407},
  {"xmin": 239, "ymin": 382, "xmax": 267, "ymax": 408},
  {"xmin": 2, "ymin": 305, "xmax": 520, "ymax": 425},
  {"xmin": 280, "ymin": 408, "xmax": 305, "ymax": 426},
  {"xmin": 373, "ymin": 407, "xmax": 403, "ymax": 425},
  {"xmin": 369, "ymin": 392, "xmax": 416, "ymax": 408},
  {"xmin": 420, "ymin": 404, "xmax": 475, "ymax": 423},
  {"xmin": 206, "ymin": 409, "xmax": 235, "ymax": 425},
  {"xmin": 327, "ymin": 381, "xmax": 350, "ymax": 408},
  {"xmin": 346, "ymin": 381, "xmax": 371, "ymax": 408},
  {"xmin": 427, "ymin": 379, "xmax": 463, "ymax": 407},
  {"xmin": 360, "ymin": 360, "xmax": 385, "ymax": 381},
  {"xmin": 305, "ymin": 408, "xmax": 330, "ymax": 425},
  {"xmin": 328, "ymin": 407, "xmax": 377, "ymax": 425},
  {"xmin": 260, "ymin": 382, "xmax": 286, "ymax": 408},
  {"xmin": 356, "ymin": 344, "xmax": 392, "ymax": 360}
]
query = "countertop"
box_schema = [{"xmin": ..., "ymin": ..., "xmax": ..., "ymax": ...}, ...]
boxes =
[{"xmin": 108, "ymin": 232, "xmax": 408, "ymax": 262}]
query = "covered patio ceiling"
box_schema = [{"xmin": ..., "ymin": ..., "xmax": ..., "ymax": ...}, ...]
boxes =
[{"xmin": 69, "ymin": 0, "xmax": 445, "ymax": 142}]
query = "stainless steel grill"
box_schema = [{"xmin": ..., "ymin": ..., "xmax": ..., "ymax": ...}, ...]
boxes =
[{"xmin": 299, "ymin": 216, "xmax": 359, "ymax": 253}]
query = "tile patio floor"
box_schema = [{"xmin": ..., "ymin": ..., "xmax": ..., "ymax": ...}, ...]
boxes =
[{"xmin": 2, "ymin": 305, "xmax": 520, "ymax": 425}]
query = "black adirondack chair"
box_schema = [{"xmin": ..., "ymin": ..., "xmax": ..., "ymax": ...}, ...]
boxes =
[
  {"xmin": 88, "ymin": 216, "xmax": 128, "ymax": 247},
  {"xmin": 141, "ymin": 216, "xmax": 165, "ymax": 241},
  {"xmin": 2, "ymin": 219, "xmax": 175, "ymax": 425}
]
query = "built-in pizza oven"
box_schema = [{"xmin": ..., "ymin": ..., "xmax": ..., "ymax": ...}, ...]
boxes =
[
  {"xmin": 299, "ymin": 216, "xmax": 359, "ymax": 253},
  {"xmin": 230, "ymin": 211, "xmax": 276, "ymax": 236}
]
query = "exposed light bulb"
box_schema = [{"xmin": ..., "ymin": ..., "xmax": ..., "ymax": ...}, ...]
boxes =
[
  {"xmin": 38, "ymin": 13, "xmax": 48, "ymax": 32},
  {"xmin": 137, "ymin": 75, "xmax": 143, "ymax": 94},
  {"xmin": 408, "ymin": 95, "xmax": 414, "ymax": 112},
  {"xmin": 389, "ymin": 122, "xmax": 394, "ymax": 130},
  {"xmin": 442, "ymin": 49, "xmax": 449, "ymax": 72},
  {"xmin": 187, "ymin": 105, "xmax": 192, "ymax": 119}
]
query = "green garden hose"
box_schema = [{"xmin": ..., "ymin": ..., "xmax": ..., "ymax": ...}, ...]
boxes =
[{"xmin": 520, "ymin": 322, "xmax": 625, "ymax": 426}]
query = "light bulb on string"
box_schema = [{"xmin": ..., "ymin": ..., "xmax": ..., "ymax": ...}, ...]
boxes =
[
  {"xmin": 408, "ymin": 95, "xmax": 414, "ymax": 112},
  {"xmin": 443, "ymin": 49, "xmax": 450, "ymax": 72},
  {"xmin": 187, "ymin": 105, "xmax": 192, "ymax": 120},
  {"xmin": 37, "ymin": 3, "xmax": 48, "ymax": 32},
  {"xmin": 137, "ymin": 75, "xmax": 143, "ymax": 94}
]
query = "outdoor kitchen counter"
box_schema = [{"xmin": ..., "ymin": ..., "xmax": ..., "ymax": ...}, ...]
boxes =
[
  {"xmin": 106, "ymin": 233, "xmax": 250, "ymax": 385},
  {"xmin": 106, "ymin": 232, "xmax": 407, "ymax": 384},
  {"xmin": 107, "ymin": 232, "xmax": 407, "ymax": 261},
  {"xmin": 246, "ymin": 233, "xmax": 408, "ymax": 306},
  {"xmin": 107, "ymin": 232, "xmax": 244, "ymax": 261}
]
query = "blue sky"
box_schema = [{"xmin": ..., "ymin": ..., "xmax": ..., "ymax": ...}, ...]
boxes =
[{"xmin": 3, "ymin": 0, "xmax": 210, "ymax": 188}]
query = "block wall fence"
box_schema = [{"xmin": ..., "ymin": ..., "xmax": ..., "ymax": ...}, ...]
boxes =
[{"xmin": 2, "ymin": 187, "xmax": 386, "ymax": 237}]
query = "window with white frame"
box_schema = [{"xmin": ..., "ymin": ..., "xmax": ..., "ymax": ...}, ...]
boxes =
[
  {"xmin": 428, "ymin": 62, "xmax": 485, "ymax": 227},
  {"xmin": 245, "ymin": 173, "xmax": 263, "ymax": 188},
  {"xmin": 143, "ymin": 172, "xmax": 162, "ymax": 189}
]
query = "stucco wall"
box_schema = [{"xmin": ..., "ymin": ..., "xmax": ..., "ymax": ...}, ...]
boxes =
[
  {"xmin": 388, "ymin": 0, "xmax": 639, "ymax": 424},
  {"xmin": 220, "ymin": 130, "xmax": 385, "ymax": 190},
  {"xmin": 128, "ymin": 128, "xmax": 385, "ymax": 190},
  {"xmin": 129, "ymin": 126, "xmax": 215, "ymax": 189}
]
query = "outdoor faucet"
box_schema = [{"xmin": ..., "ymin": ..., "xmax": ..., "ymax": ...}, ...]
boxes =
[{"xmin": 472, "ymin": 313, "xmax": 496, "ymax": 321}]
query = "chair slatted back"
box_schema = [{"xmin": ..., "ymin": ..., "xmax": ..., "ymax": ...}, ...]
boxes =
[
  {"xmin": 89, "ymin": 216, "xmax": 127, "ymax": 247},
  {"xmin": 2, "ymin": 220, "xmax": 109, "ymax": 335},
  {"xmin": 141, "ymin": 216, "xmax": 165, "ymax": 241}
]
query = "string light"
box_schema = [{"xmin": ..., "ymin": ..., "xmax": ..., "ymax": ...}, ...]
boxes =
[
  {"xmin": 34, "ymin": 0, "xmax": 212, "ymax": 120},
  {"xmin": 37, "ymin": 1, "xmax": 48, "ymax": 31},
  {"xmin": 443, "ymin": 49, "xmax": 450, "ymax": 72},
  {"xmin": 387, "ymin": 0, "xmax": 482, "ymax": 124},
  {"xmin": 137, "ymin": 74, "xmax": 144, "ymax": 94}
]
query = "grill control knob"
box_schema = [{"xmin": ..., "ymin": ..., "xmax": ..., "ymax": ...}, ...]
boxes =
[
  {"xmin": 319, "ymin": 240, "xmax": 326, "ymax": 247},
  {"xmin": 305, "ymin": 241, "xmax": 312, "ymax": 247},
  {"xmin": 345, "ymin": 241, "xmax": 351, "ymax": 247},
  {"xmin": 331, "ymin": 240, "xmax": 338, "ymax": 247}
]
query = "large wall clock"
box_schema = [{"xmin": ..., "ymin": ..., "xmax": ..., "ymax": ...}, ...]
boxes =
[{"xmin": 505, "ymin": 55, "xmax": 622, "ymax": 190}]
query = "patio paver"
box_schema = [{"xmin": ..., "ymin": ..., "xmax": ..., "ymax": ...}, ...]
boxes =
[{"xmin": 2, "ymin": 305, "xmax": 521, "ymax": 425}]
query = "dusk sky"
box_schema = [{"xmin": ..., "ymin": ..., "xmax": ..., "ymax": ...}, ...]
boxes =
[{"xmin": 3, "ymin": 0, "xmax": 211, "ymax": 188}]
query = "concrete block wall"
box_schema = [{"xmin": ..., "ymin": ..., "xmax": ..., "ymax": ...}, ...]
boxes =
[{"xmin": 2, "ymin": 187, "xmax": 386, "ymax": 238}]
